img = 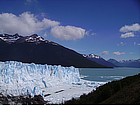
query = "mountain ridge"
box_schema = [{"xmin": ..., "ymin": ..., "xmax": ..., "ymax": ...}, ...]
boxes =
[
  {"xmin": 83, "ymin": 54, "xmax": 115, "ymax": 67},
  {"xmin": 108, "ymin": 58, "xmax": 140, "ymax": 68},
  {"xmin": 0, "ymin": 34, "xmax": 107, "ymax": 68}
]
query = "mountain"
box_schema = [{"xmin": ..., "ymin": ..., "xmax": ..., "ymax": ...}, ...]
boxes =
[
  {"xmin": 0, "ymin": 34, "xmax": 107, "ymax": 68},
  {"xmin": 108, "ymin": 59, "xmax": 140, "ymax": 68},
  {"xmin": 83, "ymin": 54, "xmax": 115, "ymax": 67}
]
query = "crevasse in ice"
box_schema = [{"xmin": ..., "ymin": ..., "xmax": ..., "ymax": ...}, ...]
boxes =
[{"xmin": 0, "ymin": 61, "xmax": 80, "ymax": 96}]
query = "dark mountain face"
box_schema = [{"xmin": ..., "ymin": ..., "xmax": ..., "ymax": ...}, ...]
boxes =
[
  {"xmin": 108, "ymin": 59, "xmax": 120, "ymax": 66},
  {"xmin": 0, "ymin": 34, "xmax": 107, "ymax": 68},
  {"xmin": 83, "ymin": 54, "xmax": 115, "ymax": 68},
  {"xmin": 108, "ymin": 59, "xmax": 140, "ymax": 68}
]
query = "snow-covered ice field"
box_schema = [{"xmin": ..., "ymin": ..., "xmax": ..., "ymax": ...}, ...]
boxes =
[
  {"xmin": 43, "ymin": 81, "xmax": 105, "ymax": 104},
  {"xmin": 0, "ymin": 61, "xmax": 105, "ymax": 104}
]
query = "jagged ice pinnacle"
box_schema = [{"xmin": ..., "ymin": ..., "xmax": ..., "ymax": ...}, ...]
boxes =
[{"xmin": 0, "ymin": 61, "xmax": 80, "ymax": 96}]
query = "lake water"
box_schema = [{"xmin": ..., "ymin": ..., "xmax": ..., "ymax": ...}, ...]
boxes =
[{"xmin": 79, "ymin": 67, "xmax": 140, "ymax": 82}]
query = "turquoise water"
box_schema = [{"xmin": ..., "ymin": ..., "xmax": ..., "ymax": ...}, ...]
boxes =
[{"xmin": 79, "ymin": 67, "xmax": 140, "ymax": 82}]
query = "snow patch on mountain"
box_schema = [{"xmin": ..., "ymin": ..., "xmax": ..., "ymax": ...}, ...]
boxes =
[
  {"xmin": 0, "ymin": 33, "xmax": 61, "ymax": 46},
  {"xmin": 25, "ymin": 34, "xmax": 45, "ymax": 42},
  {"xmin": 0, "ymin": 33, "xmax": 20, "ymax": 43},
  {"xmin": 83, "ymin": 54, "xmax": 101, "ymax": 59},
  {"xmin": 0, "ymin": 34, "xmax": 45, "ymax": 43},
  {"xmin": 83, "ymin": 54, "xmax": 115, "ymax": 67}
]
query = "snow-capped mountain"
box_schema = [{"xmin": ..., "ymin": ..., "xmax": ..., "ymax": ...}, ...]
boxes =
[
  {"xmin": 0, "ymin": 34, "xmax": 106, "ymax": 68},
  {"xmin": 0, "ymin": 33, "xmax": 61, "ymax": 46},
  {"xmin": 25, "ymin": 34, "xmax": 45, "ymax": 43},
  {"xmin": 108, "ymin": 59, "xmax": 140, "ymax": 68},
  {"xmin": 83, "ymin": 54, "xmax": 115, "ymax": 67},
  {"xmin": 0, "ymin": 33, "xmax": 21, "ymax": 43},
  {"xmin": 0, "ymin": 33, "xmax": 44, "ymax": 42},
  {"xmin": 0, "ymin": 33, "xmax": 55, "ymax": 44}
]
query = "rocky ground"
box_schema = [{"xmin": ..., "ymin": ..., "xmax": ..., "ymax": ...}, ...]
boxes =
[{"xmin": 0, "ymin": 93, "xmax": 47, "ymax": 105}]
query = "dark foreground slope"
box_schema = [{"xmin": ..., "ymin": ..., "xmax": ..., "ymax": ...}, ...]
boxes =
[
  {"xmin": 0, "ymin": 94, "xmax": 47, "ymax": 105},
  {"xmin": 65, "ymin": 74, "xmax": 140, "ymax": 105},
  {"xmin": 0, "ymin": 34, "xmax": 106, "ymax": 68}
]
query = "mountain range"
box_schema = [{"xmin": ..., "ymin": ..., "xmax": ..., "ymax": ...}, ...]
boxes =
[
  {"xmin": 83, "ymin": 54, "xmax": 115, "ymax": 67},
  {"xmin": 83, "ymin": 54, "xmax": 140, "ymax": 68},
  {"xmin": 0, "ymin": 34, "xmax": 107, "ymax": 68},
  {"xmin": 108, "ymin": 59, "xmax": 140, "ymax": 68},
  {"xmin": 0, "ymin": 34, "xmax": 139, "ymax": 68}
]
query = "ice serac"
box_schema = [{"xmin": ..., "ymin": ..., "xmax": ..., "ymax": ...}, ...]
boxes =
[{"xmin": 0, "ymin": 61, "xmax": 80, "ymax": 96}]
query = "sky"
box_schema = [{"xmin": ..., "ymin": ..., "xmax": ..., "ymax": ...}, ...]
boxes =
[{"xmin": 0, "ymin": 0, "xmax": 140, "ymax": 60}]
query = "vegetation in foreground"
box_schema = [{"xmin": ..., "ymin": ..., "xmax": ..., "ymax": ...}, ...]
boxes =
[
  {"xmin": 64, "ymin": 73, "xmax": 140, "ymax": 105},
  {"xmin": 0, "ymin": 94, "xmax": 47, "ymax": 105}
]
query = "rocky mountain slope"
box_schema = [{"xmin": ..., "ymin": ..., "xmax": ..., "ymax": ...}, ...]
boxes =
[{"xmin": 0, "ymin": 34, "xmax": 106, "ymax": 68}]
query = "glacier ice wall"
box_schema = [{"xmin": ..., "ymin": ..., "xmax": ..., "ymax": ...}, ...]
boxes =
[{"xmin": 0, "ymin": 61, "xmax": 80, "ymax": 96}]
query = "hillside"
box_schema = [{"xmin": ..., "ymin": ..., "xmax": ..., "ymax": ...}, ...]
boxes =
[
  {"xmin": 64, "ymin": 73, "xmax": 140, "ymax": 105},
  {"xmin": 0, "ymin": 34, "xmax": 106, "ymax": 68}
]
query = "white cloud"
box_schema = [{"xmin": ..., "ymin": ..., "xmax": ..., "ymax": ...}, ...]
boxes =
[
  {"xmin": 120, "ymin": 23, "xmax": 140, "ymax": 33},
  {"xmin": 120, "ymin": 32, "xmax": 135, "ymax": 38},
  {"xmin": 0, "ymin": 12, "xmax": 87, "ymax": 41},
  {"xmin": 51, "ymin": 25, "xmax": 86, "ymax": 40},
  {"xmin": 120, "ymin": 23, "xmax": 140, "ymax": 39},
  {"xmin": 0, "ymin": 12, "xmax": 60, "ymax": 35},
  {"xmin": 113, "ymin": 51, "xmax": 125, "ymax": 55},
  {"xmin": 101, "ymin": 51, "xmax": 109, "ymax": 55}
]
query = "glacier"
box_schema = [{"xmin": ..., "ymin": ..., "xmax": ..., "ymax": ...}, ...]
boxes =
[
  {"xmin": 0, "ymin": 61, "xmax": 105, "ymax": 104},
  {"xmin": 0, "ymin": 61, "xmax": 80, "ymax": 95}
]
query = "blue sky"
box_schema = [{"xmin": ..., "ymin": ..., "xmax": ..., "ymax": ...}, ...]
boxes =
[{"xmin": 0, "ymin": 0, "xmax": 140, "ymax": 60}]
